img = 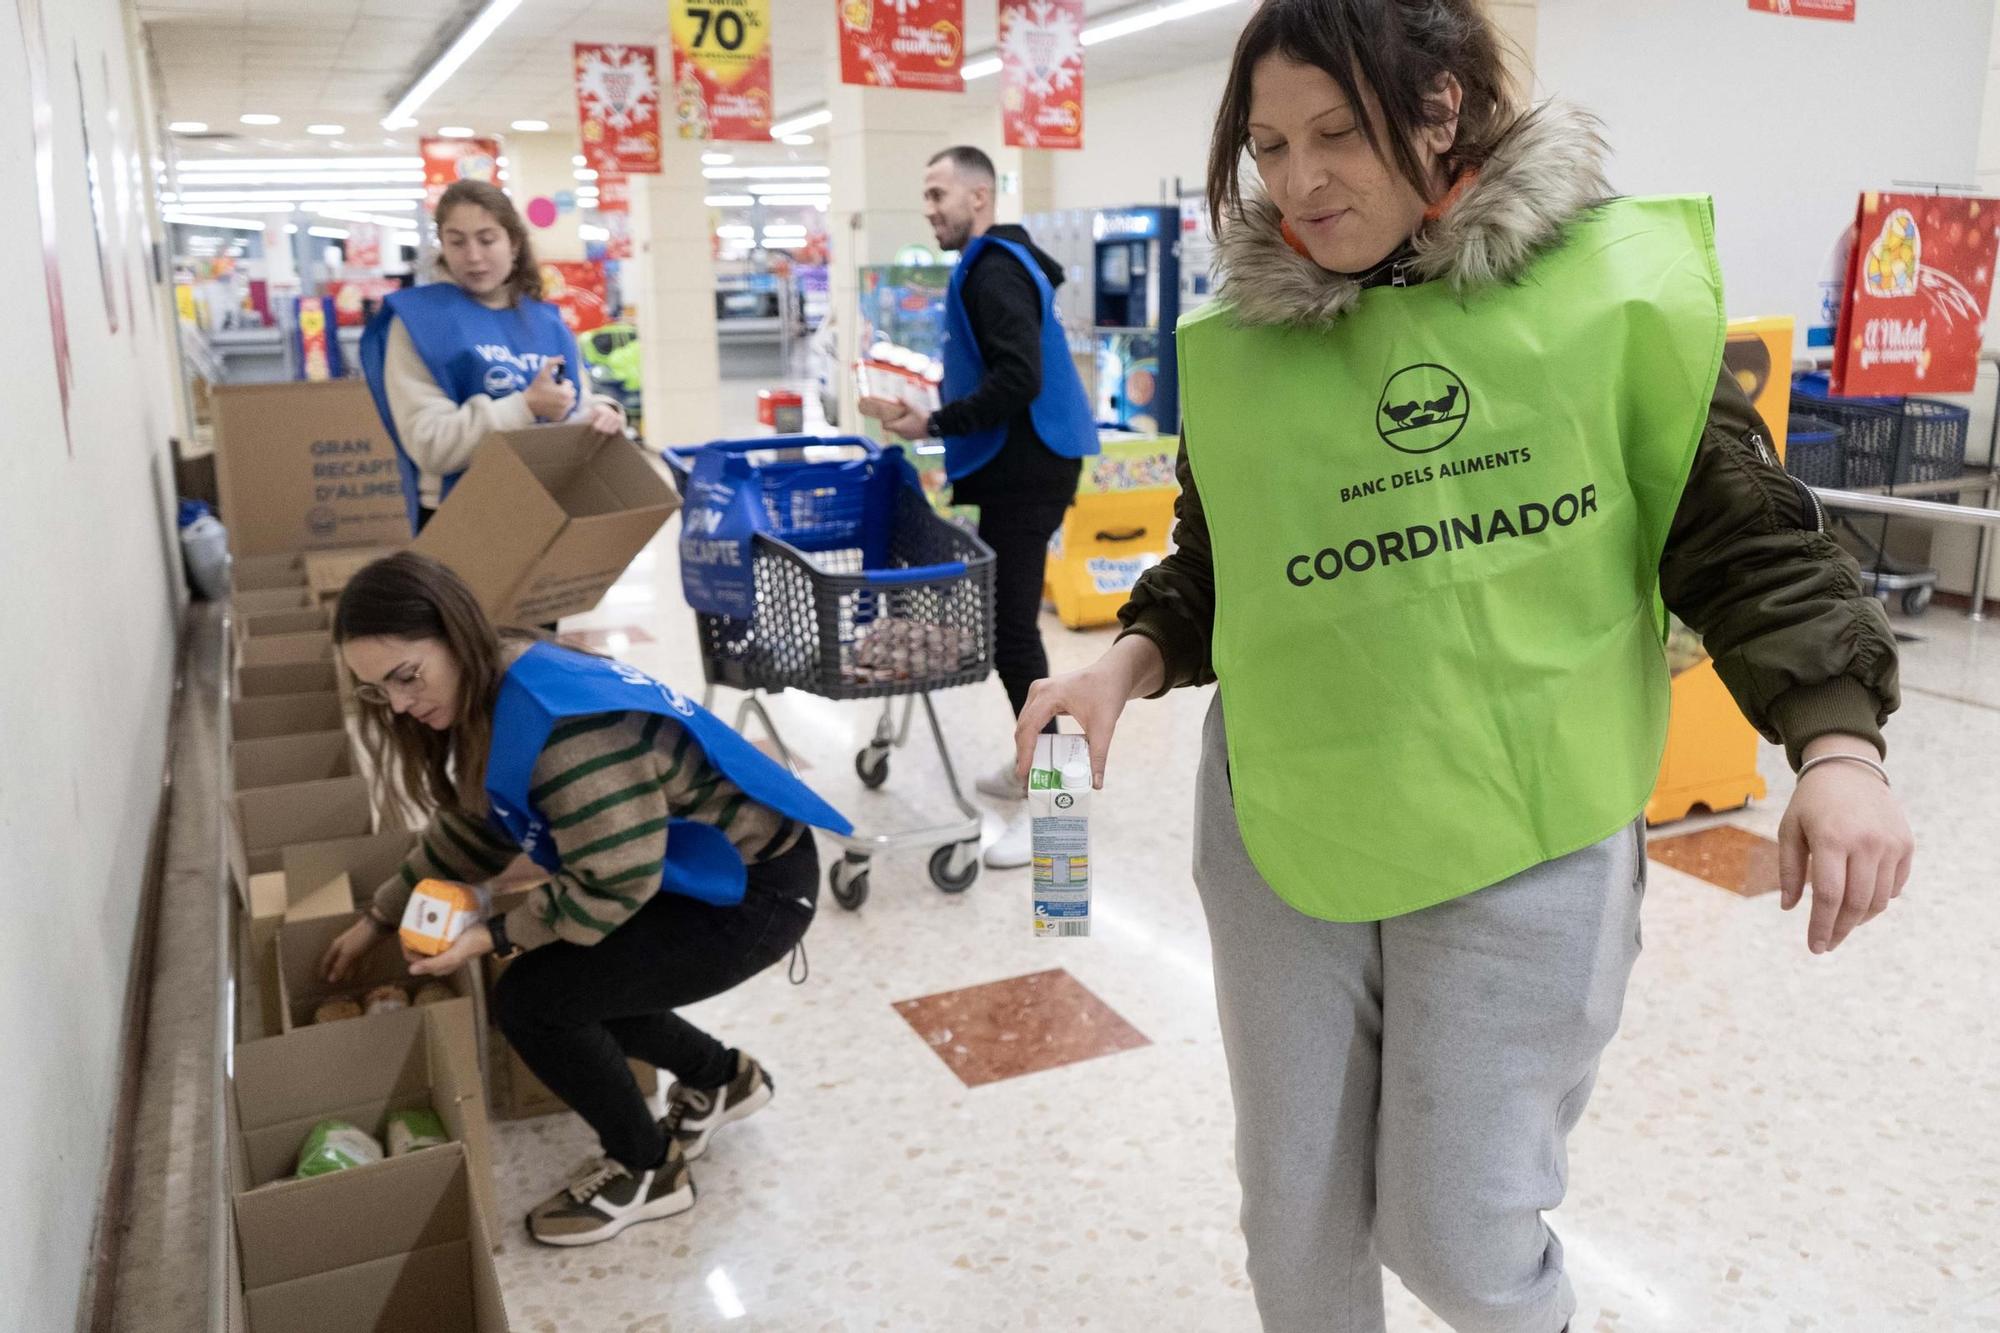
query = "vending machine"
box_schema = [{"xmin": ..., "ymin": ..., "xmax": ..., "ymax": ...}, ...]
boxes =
[{"xmin": 1091, "ymin": 205, "xmax": 1182, "ymax": 435}]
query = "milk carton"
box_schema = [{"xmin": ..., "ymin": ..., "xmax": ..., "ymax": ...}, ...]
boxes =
[{"xmin": 1030, "ymin": 734, "xmax": 1093, "ymax": 937}]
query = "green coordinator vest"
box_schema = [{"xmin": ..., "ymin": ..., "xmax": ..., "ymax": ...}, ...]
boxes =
[{"xmin": 1180, "ymin": 196, "xmax": 1725, "ymax": 921}]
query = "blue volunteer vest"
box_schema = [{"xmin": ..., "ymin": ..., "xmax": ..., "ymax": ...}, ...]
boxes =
[
  {"xmin": 940, "ymin": 235, "xmax": 1099, "ymax": 481},
  {"xmin": 360, "ymin": 283, "xmax": 583, "ymax": 532},
  {"xmin": 485, "ymin": 643, "xmax": 852, "ymax": 907}
]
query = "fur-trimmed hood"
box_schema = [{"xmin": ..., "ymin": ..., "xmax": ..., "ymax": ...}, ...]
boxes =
[{"xmin": 1213, "ymin": 102, "xmax": 1612, "ymax": 328}]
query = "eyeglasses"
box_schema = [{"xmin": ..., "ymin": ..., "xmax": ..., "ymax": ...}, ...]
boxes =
[{"xmin": 354, "ymin": 662, "xmax": 424, "ymax": 707}]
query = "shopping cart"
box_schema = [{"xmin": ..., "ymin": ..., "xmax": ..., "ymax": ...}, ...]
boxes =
[
  {"xmin": 665, "ymin": 436, "xmax": 996, "ymax": 908},
  {"xmin": 1791, "ymin": 374, "xmax": 1969, "ymax": 616}
]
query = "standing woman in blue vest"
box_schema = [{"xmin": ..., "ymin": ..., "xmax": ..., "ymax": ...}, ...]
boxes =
[
  {"xmin": 860, "ymin": 145, "xmax": 1099, "ymax": 870},
  {"xmin": 317, "ymin": 552, "xmax": 851, "ymax": 1247},
  {"xmin": 360, "ymin": 180, "xmax": 627, "ymax": 534}
]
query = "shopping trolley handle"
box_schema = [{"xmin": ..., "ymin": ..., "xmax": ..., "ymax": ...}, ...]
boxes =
[{"xmin": 862, "ymin": 561, "xmax": 967, "ymax": 586}]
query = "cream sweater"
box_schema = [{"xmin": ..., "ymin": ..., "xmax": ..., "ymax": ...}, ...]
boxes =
[{"xmin": 381, "ymin": 284, "xmax": 622, "ymax": 509}]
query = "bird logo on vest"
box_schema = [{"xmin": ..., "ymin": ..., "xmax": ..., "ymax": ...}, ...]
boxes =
[
  {"xmin": 484, "ymin": 365, "xmax": 520, "ymax": 396},
  {"xmin": 1376, "ymin": 364, "xmax": 1470, "ymax": 455}
]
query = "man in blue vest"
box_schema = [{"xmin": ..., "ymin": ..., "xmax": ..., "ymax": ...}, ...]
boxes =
[{"xmin": 861, "ymin": 145, "xmax": 1098, "ymax": 869}]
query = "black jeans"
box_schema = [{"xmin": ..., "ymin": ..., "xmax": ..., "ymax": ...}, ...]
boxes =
[
  {"xmin": 977, "ymin": 499, "xmax": 1070, "ymax": 730},
  {"xmin": 491, "ymin": 831, "xmax": 819, "ymax": 1172}
]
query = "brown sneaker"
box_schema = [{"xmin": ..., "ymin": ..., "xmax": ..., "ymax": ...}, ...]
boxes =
[
  {"xmin": 662, "ymin": 1050, "xmax": 775, "ymax": 1160},
  {"xmin": 526, "ymin": 1145, "xmax": 694, "ymax": 1247}
]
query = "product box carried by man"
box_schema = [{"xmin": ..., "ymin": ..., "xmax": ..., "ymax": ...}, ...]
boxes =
[{"xmin": 413, "ymin": 422, "xmax": 679, "ymax": 624}]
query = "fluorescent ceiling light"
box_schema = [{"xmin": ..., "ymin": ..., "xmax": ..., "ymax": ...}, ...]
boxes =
[
  {"xmin": 314, "ymin": 206, "xmax": 423, "ymax": 228},
  {"xmin": 306, "ymin": 124, "xmax": 345, "ymax": 136},
  {"xmin": 382, "ymin": 0, "xmax": 523, "ymax": 127},
  {"xmin": 571, "ymin": 154, "xmax": 587, "ymax": 167},
  {"xmin": 438, "ymin": 126, "xmax": 475, "ymax": 138},
  {"xmin": 579, "ymin": 224, "xmax": 609, "ymax": 241},
  {"xmin": 747, "ymin": 181, "xmax": 830, "ymax": 194},
  {"xmin": 702, "ymin": 152, "xmax": 734, "ymax": 166},
  {"xmin": 779, "ymin": 134, "xmax": 815, "ymax": 146},
  {"xmin": 762, "ymin": 238, "xmax": 807, "ymax": 249},
  {"xmin": 163, "ymin": 212, "xmax": 267, "ymax": 231},
  {"xmin": 172, "ymin": 188, "xmax": 427, "ymax": 204},
  {"xmin": 175, "ymin": 157, "xmax": 423, "ymax": 172},
  {"xmin": 704, "ymin": 194, "xmax": 754, "ymax": 206},
  {"xmin": 763, "ymin": 226, "xmax": 807, "ymax": 237},
  {"xmin": 510, "ymin": 119, "xmax": 549, "ymax": 131},
  {"xmin": 176, "ymin": 171, "xmax": 425, "ymax": 187},
  {"xmin": 168, "ymin": 121, "xmax": 207, "ymax": 133},
  {"xmin": 717, "ymin": 224, "xmax": 754, "ymax": 238},
  {"xmin": 767, "ymin": 109, "xmax": 832, "ymax": 139},
  {"xmin": 239, "ymin": 113, "xmax": 281, "ymax": 126},
  {"xmin": 574, "ymin": 167, "xmax": 597, "ymax": 180},
  {"xmin": 1082, "ymin": 0, "xmax": 1244, "ymax": 45},
  {"xmin": 308, "ymin": 225, "xmax": 350, "ymax": 239},
  {"xmin": 961, "ymin": 57, "xmax": 1001, "ymax": 80},
  {"xmin": 703, "ymin": 165, "xmax": 828, "ymax": 180},
  {"xmin": 384, "ymin": 116, "xmax": 419, "ymax": 130}
]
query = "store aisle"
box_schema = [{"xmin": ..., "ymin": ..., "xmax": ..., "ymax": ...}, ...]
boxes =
[{"xmin": 489, "ymin": 426, "xmax": 1998, "ymax": 1331}]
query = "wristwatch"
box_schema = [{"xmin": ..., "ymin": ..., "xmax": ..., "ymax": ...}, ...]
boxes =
[
  {"xmin": 487, "ymin": 913, "xmax": 521, "ymax": 960},
  {"xmin": 924, "ymin": 411, "xmax": 943, "ymax": 438}
]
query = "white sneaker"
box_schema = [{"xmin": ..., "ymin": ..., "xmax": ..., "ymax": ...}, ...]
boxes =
[
  {"xmin": 984, "ymin": 808, "xmax": 1033, "ymax": 869},
  {"xmin": 975, "ymin": 761, "xmax": 1028, "ymax": 802}
]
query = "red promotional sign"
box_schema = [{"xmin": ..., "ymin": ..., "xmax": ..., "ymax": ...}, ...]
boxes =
[
  {"xmin": 597, "ymin": 172, "xmax": 633, "ymax": 260},
  {"xmin": 420, "ymin": 136, "xmax": 504, "ymax": 212},
  {"xmin": 574, "ymin": 44, "xmax": 664, "ymax": 175},
  {"xmin": 541, "ymin": 260, "xmax": 610, "ymax": 334},
  {"xmin": 839, "ymin": 0, "xmax": 965, "ymax": 92},
  {"xmin": 1747, "ymin": 0, "xmax": 1855, "ymax": 19},
  {"xmin": 999, "ymin": 0, "xmax": 1084, "ymax": 150},
  {"xmin": 670, "ymin": 0, "xmax": 774, "ymax": 142},
  {"xmin": 1832, "ymin": 192, "xmax": 2000, "ymax": 397}
]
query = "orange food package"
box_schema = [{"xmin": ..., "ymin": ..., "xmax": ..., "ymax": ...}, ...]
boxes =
[{"xmin": 398, "ymin": 879, "xmax": 484, "ymax": 957}]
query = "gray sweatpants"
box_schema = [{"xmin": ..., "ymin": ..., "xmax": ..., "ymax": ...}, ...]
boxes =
[{"xmin": 1193, "ymin": 699, "xmax": 1645, "ymax": 1333}]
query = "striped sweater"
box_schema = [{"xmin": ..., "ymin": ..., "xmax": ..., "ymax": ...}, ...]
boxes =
[{"xmin": 371, "ymin": 710, "xmax": 804, "ymax": 951}]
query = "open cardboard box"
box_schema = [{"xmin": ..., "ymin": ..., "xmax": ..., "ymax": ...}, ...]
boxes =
[
  {"xmin": 238, "ymin": 661, "xmax": 340, "ymax": 699},
  {"xmin": 232, "ymin": 775, "xmax": 376, "ymax": 879},
  {"xmin": 232, "ymin": 1000, "xmax": 503, "ymax": 1294},
  {"xmin": 234, "ymin": 552, "xmax": 308, "ymax": 590},
  {"xmin": 276, "ymin": 910, "xmax": 483, "ymax": 1038},
  {"xmin": 242, "ymin": 605, "xmax": 330, "ymax": 637},
  {"xmin": 212, "ymin": 379, "xmax": 412, "ymax": 557},
  {"xmin": 306, "ymin": 545, "xmax": 399, "ymax": 603},
  {"xmin": 231, "ymin": 587, "xmax": 315, "ymax": 617},
  {"xmin": 413, "ymin": 424, "xmax": 679, "ymax": 625},
  {"xmin": 241, "ymin": 870, "xmax": 360, "ymax": 1040},
  {"xmin": 232, "ymin": 730, "xmax": 356, "ymax": 792},
  {"xmin": 233, "ymin": 691, "xmax": 345, "ymax": 742},
  {"xmin": 233, "ymin": 1143, "xmax": 508, "ymax": 1333},
  {"xmin": 240, "ymin": 631, "xmax": 334, "ymax": 670}
]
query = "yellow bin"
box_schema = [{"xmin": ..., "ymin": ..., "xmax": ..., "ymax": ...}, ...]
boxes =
[{"xmin": 1044, "ymin": 487, "xmax": 1178, "ymax": 629}]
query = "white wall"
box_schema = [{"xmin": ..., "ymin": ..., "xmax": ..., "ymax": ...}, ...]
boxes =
[
  {"xmin": 1535, "ymin": 0, "xmax": 1995, "ymax": 343},
  {"xmin": 0, "ymin": 0, "xmax": 184, "ymax": 1325}
]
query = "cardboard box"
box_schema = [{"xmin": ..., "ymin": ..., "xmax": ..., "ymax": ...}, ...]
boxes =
[
  {"xmin": 242, "ymin": 606, "xmax": 330, "ymax": 637},
  {"xmin": 234, "ymin": 552, "xmax": 307, "ymax": 590},
  {"xmin": 482, "ymin": 947, "xmax": 657, "ymax": 1120},
  {"xmin": 414, "ymin": 424, "xmax": 679, "ymax": 624},
  {"xmin": 238, "ymin": 662, "xmax": 340, "ymax": 699},
  {"xmin": 305, "ymin": 545, "xmax": 398, "ymax": 603},
  {"xmin": 241, "ymin": 870, "xmax": 359, "ymax": 1040},
  {"xmin": 240, "ymin": 631, "xmax": 333, "ymax": 669},
  {"xmin": 212, "ymin": 379, "xmax": 412, "ymax": 557},
  {"xmin": 232, "ymin": 998, "xmax": 502, "ymax": 1269},
  {"xmin": 231, "ymin": 587, "xmax": 314, "ymax": 616},
  {"xmin": 233, "ymin": 731, "xmax": 356, "ymax": 791},
  {"xmin": 276, "ymin": 910, "xmax": 480, "ymax": 1037},
  {"xmin": 232, "ymin": 1144, "xmax": 507, "ymax": 1333},
  {"xmin": 233, "ymin": 776, "xmax": 376, "ymax": 878},
  {"xmin": 233, "ymin": 692, "xmax": 344, "ymax": 741}
]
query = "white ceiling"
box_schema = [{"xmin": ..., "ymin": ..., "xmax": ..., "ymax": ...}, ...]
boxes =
[{"xmin": 139, "ymin": 0, "xmax": 1250, "ymax": 160}]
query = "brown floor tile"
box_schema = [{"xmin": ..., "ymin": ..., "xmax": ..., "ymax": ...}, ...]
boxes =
[
  {"xmin": 1649, "ymin": 824, "xmax": 1782, "ymax": 897},
  {"xmin": 893, "ymin": 968, "xmax": 1151, "ymax": 1088},
  {"xmin": 558, "ymin": 625, "xmax": 657, "ymax": 651}
]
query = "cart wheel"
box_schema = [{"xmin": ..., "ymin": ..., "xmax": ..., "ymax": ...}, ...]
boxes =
[
  {"xmin": 1902, "ymin": 585, "xmax": 1934, "ymax": 616},
  {"xmin": 829, "ymin": 854, "xmax": 870, "ymax": 910},
  {"xmin": 854, "ymin": 748, "xmax": 890, "ymax": 789},
  {"xmin": 928, "ymin": 842, "xmax": 981, "ymax": 894}
]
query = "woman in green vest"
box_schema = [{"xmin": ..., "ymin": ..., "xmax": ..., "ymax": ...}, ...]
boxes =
[{"xmin": 1016, "ymin": 1, "xmax": 1913, "ymax": 1329}]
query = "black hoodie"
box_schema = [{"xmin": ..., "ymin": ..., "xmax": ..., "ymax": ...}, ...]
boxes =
[{"xmin": 933, "ymin": 223, "xmax": 1085, "ymax": 508}]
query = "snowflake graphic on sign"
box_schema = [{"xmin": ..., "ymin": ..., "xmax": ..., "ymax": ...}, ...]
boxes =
[
  {"xmin": 577, "ymin": 45, "xmax": 658, "ymax": 130},
  {"xmin": 999, "ymin": 0, "xmax": 1081, "ymax": 95}
]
